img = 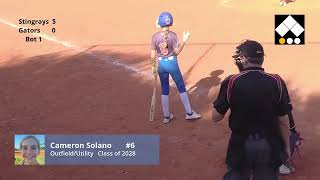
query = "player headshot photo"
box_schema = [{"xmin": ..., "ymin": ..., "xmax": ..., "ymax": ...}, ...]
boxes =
[{"xmin": 14, "ymin": 135, "xmax": 45, "ymax": 165}]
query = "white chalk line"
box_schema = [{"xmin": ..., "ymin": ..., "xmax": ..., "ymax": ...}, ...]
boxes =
[{"xmin": 0, "ymin": 18, "xmax": 151, "ymax": 78}]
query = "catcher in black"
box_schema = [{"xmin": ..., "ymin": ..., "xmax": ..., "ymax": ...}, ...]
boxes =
[{"xmin": 212, "ymin": 40, "xmax": 292, "ymax": 180}]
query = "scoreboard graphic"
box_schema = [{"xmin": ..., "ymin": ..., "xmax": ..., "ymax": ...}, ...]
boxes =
[{"xmin": 275, "ymin": 15, "xmax": 305, "ymax": 45}]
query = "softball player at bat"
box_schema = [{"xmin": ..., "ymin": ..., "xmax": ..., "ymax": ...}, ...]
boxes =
[{"xmin": 150, "ymin": 12, "xmax": 201, "ymax": 124}]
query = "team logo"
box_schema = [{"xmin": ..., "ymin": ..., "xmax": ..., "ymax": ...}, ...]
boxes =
[{"xmin": 275, "ymin": 15, "xmax": 305, "ymax": 45}]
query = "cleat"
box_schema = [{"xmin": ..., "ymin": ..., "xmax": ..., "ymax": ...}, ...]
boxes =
[
  {"xmin": 163, "ymin": 114, "xmax": 174, "ymax": 124},
  {"xmin": 186, "ymin": 111, "xmax": 201, "ymax": 120}
]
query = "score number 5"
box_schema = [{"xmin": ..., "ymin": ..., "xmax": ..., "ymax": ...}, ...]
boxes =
[{"xmin": 52, "ymin": 19, "xmax": 56, "ymax": 33}]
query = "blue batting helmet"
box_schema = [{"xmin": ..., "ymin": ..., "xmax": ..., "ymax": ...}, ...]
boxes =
[{"xmin": 157, "ymin": 12, "xmax": 173, "ymax": 27}]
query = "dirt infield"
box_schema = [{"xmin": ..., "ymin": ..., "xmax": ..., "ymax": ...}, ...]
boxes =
[{"xmin": 1, "ymin": 0, "xmax": 320, "ymax": 179}]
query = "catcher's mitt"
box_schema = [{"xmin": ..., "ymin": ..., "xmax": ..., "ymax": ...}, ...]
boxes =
[
  {"xmin": 279, "ymin": 129, "xmax": 302, "ymax": 175},
  {"xmin": 289, "ymin": 129, "xmax": 303, "ymax": 160}
]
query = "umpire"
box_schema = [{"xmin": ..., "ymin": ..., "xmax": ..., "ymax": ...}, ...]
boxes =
[{"xmin": 212, "ymin": 40, "xmax": 292, "ymax": 180}]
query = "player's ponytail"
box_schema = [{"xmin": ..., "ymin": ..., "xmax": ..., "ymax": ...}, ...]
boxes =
[{"xmin": 163, "ymin": 29, "xmax": 169, "ymax": 46}]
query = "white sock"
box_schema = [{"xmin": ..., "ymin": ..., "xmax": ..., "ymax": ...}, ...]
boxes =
[
  {"xmin": 161, "ymin": 95, "xmax": 170, "ymax": 117},
  {"xmin": 179, "ymin": 92, "xmax": 192, "ymax": 114}
]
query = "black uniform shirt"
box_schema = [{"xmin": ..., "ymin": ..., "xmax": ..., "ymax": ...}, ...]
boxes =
[{"xmin": 213, "ymin": 67, "xmax": 293, "ymax": 167}]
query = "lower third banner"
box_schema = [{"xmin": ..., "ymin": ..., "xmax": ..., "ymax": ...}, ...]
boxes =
[{"xmin": 44, "ymin": 135, "xmax": 159, "ymax": 165}]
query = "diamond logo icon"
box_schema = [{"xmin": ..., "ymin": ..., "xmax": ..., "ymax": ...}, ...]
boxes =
[{"xmin": 275, "ymin": 15, "xmax": 305, "ymax": 45}]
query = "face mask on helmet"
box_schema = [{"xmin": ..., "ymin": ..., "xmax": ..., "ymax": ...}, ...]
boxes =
[
  {"xmin": 232, "ymin": 48, "xmax": 245, "ymax": 72},
  {"xmin": 232, "ymin": 40, "xmax": 265, "ymax": 72}
]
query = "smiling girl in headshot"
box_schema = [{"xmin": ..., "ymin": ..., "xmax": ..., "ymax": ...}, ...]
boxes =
[{"xmin": 20, "ymin": 136, "xmax": 41, "ymax": 165}]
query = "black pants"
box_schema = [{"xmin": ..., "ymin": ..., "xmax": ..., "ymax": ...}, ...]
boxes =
[{"xmin": 223, "ymin": 135, "xmax": 279, "ymax": 180}]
